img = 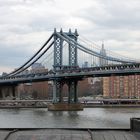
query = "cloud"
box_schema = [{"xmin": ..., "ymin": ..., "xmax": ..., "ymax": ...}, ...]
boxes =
[
  {"xmin": 0, "ymin": 0, "xmax": 140, "ymax": 74},
  {"xmin": 76, "ymin": 0, "xmax": 140, "ymax": 29}
]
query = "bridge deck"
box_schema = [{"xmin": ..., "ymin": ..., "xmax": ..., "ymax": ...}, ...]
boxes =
[{"xmin": 1, "ymin": 63, "xmax": 140, "ymax": 85}]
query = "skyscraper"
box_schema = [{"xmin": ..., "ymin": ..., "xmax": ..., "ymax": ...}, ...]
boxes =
[{"xmin": 99, "ymin": 43, "xmax": 108, "ymax": 66}]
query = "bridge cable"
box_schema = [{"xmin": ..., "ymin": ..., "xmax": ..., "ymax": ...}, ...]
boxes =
[
  {"xmin": 61, "ymin": 33, "xmax": 129, "ymax": 63},
  {"xmin": 10, "ymin": 41, "xmax": 54, "ymax": 77},
  {"xmin": 4, "ymin": 33, "xmax": 54, "ymax": 77},
  {"xmin": 79, "ymin": 36, "xmax": 137, "ymax": 63},
  {"xmin": 79, "ymin": 35, "xmax": 137, "ymax": 62},
  {"xmin": 59, "ymin": 32, "xmax": 136, "ymax": 64},
  {"xmin": 56, "ymin": 33, "xmax": 120, "ymax": 63},
  {"xmin": 40, "ymin": 51, "xmax": 54, "ymax": 68}
]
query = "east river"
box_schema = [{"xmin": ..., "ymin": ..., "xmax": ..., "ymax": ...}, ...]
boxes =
[{"xmin": 0, "ymin": 108, "xmax": 140, "ymax": 128}]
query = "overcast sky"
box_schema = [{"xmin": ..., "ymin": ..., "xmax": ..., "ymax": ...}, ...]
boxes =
[{"xmin": 0, "ymin": 0, "xmax": 140, "ymax": 74}]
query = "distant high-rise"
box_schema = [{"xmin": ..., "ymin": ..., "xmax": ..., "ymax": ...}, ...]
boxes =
[
  {"xmin": 31, "ymin": 63, "xmax": 45, "ymax": 70},
  {"xmin": 99, "ymin": 43, "xmax": 108, "ymax": 66},
  {"xmin": 31, "ymin": 63, "xmax": 47, "ymax": 74},
  {"xmin": 82, "ymin": 61, "xmax": 88, "ymax": 68}
]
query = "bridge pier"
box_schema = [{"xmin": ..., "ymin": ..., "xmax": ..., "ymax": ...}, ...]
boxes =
[
  {"xmin": 0, "ymin": 85, "xmax": 17, "ymax": 100},
  {"xmin": 52, "ymin": 80, "xmax": 63, "ymax": 103},
  {"xmin": 49, "ymin": 79, "xmax": 83, "ymax": 111},
  {"xmin": 52, "ymin": 79, "xmax": 79, "ymax": 104},
  {"xmin": 68, "ymin": 80, "xmax": 78, "ymax": 103}
]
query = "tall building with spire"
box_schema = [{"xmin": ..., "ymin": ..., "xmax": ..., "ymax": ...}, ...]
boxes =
[{"xmin": 99, "ymin": 43, "xmax": 108, "ymax": 66}]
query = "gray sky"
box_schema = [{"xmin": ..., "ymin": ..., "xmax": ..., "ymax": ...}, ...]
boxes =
[{"xmin": 0, "ymin": 0, "xmax": 140, "ymax": 74}]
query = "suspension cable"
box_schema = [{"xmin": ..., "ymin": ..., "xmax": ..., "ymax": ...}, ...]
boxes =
[
  {"xmin": 40, "ymin": 51, "xmax": 54, "ymax": 68},
  {"xmin": 10, "ymin": 41, "xmax": 54, "ymax": 76},
  {"xmin": 79, "ymin": 35, "xmax": 137, "ymax": 61},
  {"xmin": 4, "ymin": 33, "xmax": 54, "ymax": 77},
  {"xmin": 59, "ymin": 32, "xmax": 136, "ymax": 63}
]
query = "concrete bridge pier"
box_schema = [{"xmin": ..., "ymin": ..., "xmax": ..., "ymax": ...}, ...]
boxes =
[{"xmin": 0, "ymin": 85, "xmax": 17, "ymax": 100}]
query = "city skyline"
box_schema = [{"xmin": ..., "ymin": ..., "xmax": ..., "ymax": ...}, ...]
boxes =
[{"xmin": 0, "ymin": 0, "xmax": 140, "ymax": 74}]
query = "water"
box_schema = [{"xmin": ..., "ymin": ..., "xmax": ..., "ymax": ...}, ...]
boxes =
[{"xmin": 0, "ymin": 108, "xmax": 140, "ymax": 128}]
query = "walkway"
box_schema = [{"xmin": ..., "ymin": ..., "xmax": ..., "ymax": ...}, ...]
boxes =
[{"xmin": 1, "ymin": 129, "xmax": 140, "ymax": 140}]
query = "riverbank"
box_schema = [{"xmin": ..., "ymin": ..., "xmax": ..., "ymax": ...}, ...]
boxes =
[
  {"xmin": 0, "ymin": 104, "xmax": 140, "ymax": 108},
  {"xmin": 84, "ymin": 104, "xmax": 140, "ymax": 108}
]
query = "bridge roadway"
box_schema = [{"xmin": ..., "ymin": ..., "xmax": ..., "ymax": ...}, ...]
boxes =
[{"xmin": 0, "ymin": 63, "xmax": 140, "ymax": 85}]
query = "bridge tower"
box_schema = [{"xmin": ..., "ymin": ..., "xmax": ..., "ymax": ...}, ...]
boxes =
[
  {"xmin": 49, "ymin": 29, "xmax": 83, "ymax": 110},
  {"xmin": 53, "ymin": 28, "xmax": 78, "ymax": 70}
]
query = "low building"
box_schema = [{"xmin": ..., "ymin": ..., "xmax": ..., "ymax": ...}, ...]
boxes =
[{"xmin": 17, "ymin": 63, "xmax": 50, "ymax": 99}]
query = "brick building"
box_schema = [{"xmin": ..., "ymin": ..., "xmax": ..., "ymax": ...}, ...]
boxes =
[
  {"xmin": 17, "ymin": 63, "xmax": 50, "ymax": 99},
  {"xmin": 18, "ymin": 81, "xmax": 50, "ymax": 99},
  {"xmin": 103, "ymin": 75, "xmax": 140, "ymax": 99},
  {"xmin": 78, "ymin": 78, "xmax": 103, "ymax": 97}
]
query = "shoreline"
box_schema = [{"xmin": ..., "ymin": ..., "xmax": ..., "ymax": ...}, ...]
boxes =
[
  {"xmin": 0, "ymin": 104, "xmax": 140, "ymax": 109},
  {"xmin": 84, "ymin": 104, "xmax": 140, "ymax": 108}
]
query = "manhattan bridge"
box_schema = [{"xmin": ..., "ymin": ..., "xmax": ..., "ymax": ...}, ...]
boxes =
[{"xmin": 0, "ymin": 29, "xmax": 140, "ymax": 109}]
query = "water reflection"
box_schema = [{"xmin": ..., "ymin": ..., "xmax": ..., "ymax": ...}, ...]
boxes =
[
  {"xmin": 0, "ymin": 108, "xmax": 20, "ymax": 114},
  {"xmin": 68, "ymin": 111, "xmax": 79, "ymax": 116},
  {"xmin": 33, "ymin": 109, "xmax": 47, "ymax": 116},
  {"xmin": 51, "ymin": 111, "xmax": 64, "ymax": 116},
  {"xmin": 0, "ymin": 108, "xmax": 140, "ymax": 128}
]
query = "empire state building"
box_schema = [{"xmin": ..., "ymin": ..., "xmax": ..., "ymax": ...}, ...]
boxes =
[{"xmin": 99, "ymin": 43, "xmax": 108, "ymax": 66}]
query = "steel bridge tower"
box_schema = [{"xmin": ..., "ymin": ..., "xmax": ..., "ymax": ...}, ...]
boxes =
[{"xmin": 52, "ymin": 29, "xmax": 80, "ymax": 105}]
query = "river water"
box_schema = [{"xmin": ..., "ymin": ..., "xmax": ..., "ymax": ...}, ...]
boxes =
[{"xmin": 0, "ymin": 108, "xmax": 140, "ymax": 128}]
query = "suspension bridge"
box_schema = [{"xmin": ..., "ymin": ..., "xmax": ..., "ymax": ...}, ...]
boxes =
[{"xmin": 0, "ymin": 28, "xmax": 140, "ymax": 110}]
